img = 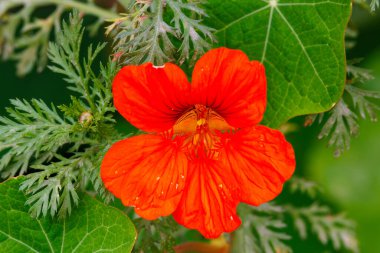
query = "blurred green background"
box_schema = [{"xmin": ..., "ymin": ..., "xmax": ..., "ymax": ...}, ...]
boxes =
[{"xmin": 1, "ymin": 5, "xmax": 380, "ymax": 253}]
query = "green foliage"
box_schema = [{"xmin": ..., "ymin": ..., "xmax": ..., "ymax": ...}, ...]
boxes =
[
  {"xmin": 133, "ymin": 217, "xmax": 179, "ymax": 253},
  {"xmin": 0, "ymin": 99, "xmax": 75, "ymax": 178},
  {"xmin": 309, "ymin": 100, "xmax": 380, "ymax": 253},
  {"xmin": 0, "ymin": 12, "xmax": 118, "ymax": 218},
  {"xmin": 48, "ymin": 11, "xmax": 117, "ymax": 122},
  {"xmin": 1, "ymin": 0, "xmax": 214, "ymax": 75},
  {"xmin": 289, "ymin": 177, "xmax": 320, "ymax": 198},
  {"xmin": 107, "ymin": 0, "xmax": 214, "ymax": 65},
  {"xmin": 356, "ymin": 0, "xmax": 380, "ymax": 10},
  {"xmin": 0, "ymin": 177, "xmax": 136, "ymax": 253},
  {"xmin": 307, "ymin": 0, "xmax": 380, "ymax": 157},
  {"xmin": 231, "ymin": 178, "xmax": 358, "ymax": 253},
  {"xmin": 232, "ymin": 204, "xmax": 291, "ymax": 253},
  {"xmin": 346, "ymin": 85, "xmax": 380, "ymax": 122},
  {"xmin": 308, "ymin": 62, "xmax": 380, "ymax": 157},
  {"xmin": 287, "ymin": 180, "xmax": 359, "ymax": 253},
  {"xmin": 0, "ymin": 1, "xmax": 369, "ymax": 252},
  {"xmin": 0, "ymin": 0, "xmax": 60, "ymax": 75},
  {"xmin": 204, "ymin": 0, "xmax": 352, "ymax": 128},
  {"xmin": 370, "ymin": 0, "xmax": 380, "ymax": 10},
  {"xmin": 287, "ymin": 204, "xmax": 358, "ymax": 252},
  {"xmin": 288, "ymin": 179, "xmax": 358, "ymax": 251},
  {"xmin": 310, "ymin": 99, "xmax": 358, "ymax": 157},
  {"xmin": 0, "ymin": 0, "xmax": 118, "ymax": 76}
]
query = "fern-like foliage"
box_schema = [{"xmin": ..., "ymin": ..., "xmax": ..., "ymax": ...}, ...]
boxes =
[
  {"xmin": 346, "ymin": 85, "xmax": 380, "ymax": 121},
  {"xmin": 0, "ymin": 99, "xmax": 76, "ymax": 178},
  {"xmin": 307, "ymin": 61, "xmax": 380, "ymax": 157},
  {"xmin": 0, "ymin": 12, "xmax": 118, "ymax": 218},
  {"xmin": 288, "ymin": 178, "xmax": 359, "ymax": 252},
  {"xmin": 289, "ymin": 176, "xmax": 320, "ymax": 198},
  {"xmin": 107, "ymin": 0, "xmax": 214, "ymax": 65},
  {"xmin": 352, "ymin": 0, "xmax": 380, "ymax": 10},
  {"xmin": 47, "ymin": 12, "xmax": 116, "ymax": 121},
  {"xmin": 230, "ymin": 177, "xmax": 359, "ymax": 253},
  {"xmin": 0, "ymin": 1, "xmax": 60, "ymax": 75},
  {"xmin": 133, "ymin": 216, "xmax": 179, "ymax": 253},
  {"xmin": 0, "ymin": 0, "xmax": 118, "ymax": 76},
  {"xmin": 370, "ymin": 0, "xmax": 380, "ymax": 10},
  {"xmin": 1, "ymin": 0, "xmax": 214, "ymax": 75},
  {"xmin": 308, "ymin": 0, "xmax": 380, "ymax": 156},
  {"xmin": 311, "ymin": 99, "xmax": 358, "ymax": 157},
  {"xmin": 232, "ymin": 204, "xmax": 292, "ymax": 253},
  {"xmin": 287, "ymin": 204, "xmax": 358, "ymax": 252}
]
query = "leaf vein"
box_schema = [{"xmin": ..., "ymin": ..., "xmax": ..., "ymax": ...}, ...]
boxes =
[
  {"xmin": 37, "ymin": 220, "xmax": 55, "ymax": 253},
  {"xmin": 60, "ymin": 219, "xmax": 65, "ymax": 253},
  {"xmin": 261, "ymin": 6, "xmax": 275, "ymax": 62},
  {"xmin": 277, "ymin": 1, "xmax": 346, "ymax": 7},
  {"xmin": 275, "ymin": 6, "xmax": 331, "ymax": 103},
  {"xmin": 0, "ymin": 230, "xmax": 39, "ymax": 253},
  {"xmin": 216, "ymin": 5, "xmax": 270, "ymax": 33}
]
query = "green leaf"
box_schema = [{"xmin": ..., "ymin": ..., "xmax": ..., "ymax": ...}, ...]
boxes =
[
  {"xmin": 231, "ymin": 204, "xmax": 292, "ymax": 253},
  {"xmin": 205, "ymin": 0, "xmax": 351, "ymax": 127},
  {"xmin": 0, "ymin": 177, "xmax": 136, "ymax": 253}
]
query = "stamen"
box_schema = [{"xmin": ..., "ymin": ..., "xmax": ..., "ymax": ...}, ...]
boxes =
[
  {"xmin": 197, "ymin": 118, "xmax": 206, "ymax": 126},
  {"xmin": 172, "ymin": 105, "xmax": 233, "ymax": 160}
]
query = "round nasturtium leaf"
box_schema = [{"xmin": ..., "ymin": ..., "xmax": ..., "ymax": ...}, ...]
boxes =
[
  {"xmin": 0, "ymin": 177, "xmax": 136, "ymax": 253},
  {"xmin": 205, "ymin": 0, "xmax": 351, "ymax": 128}
]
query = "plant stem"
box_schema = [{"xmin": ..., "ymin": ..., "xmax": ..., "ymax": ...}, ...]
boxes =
[{"xmin": 8, "ymin": 0, "xmax": 120, "ymax": 20}]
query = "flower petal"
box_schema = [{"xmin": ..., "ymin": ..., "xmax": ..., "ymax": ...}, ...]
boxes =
[
  {"xmin": 222, "ymin": 126, "xmax": 295, "ymax": 205},
  {"xmin": 101, "ymin": 134, "xmax": 188, "ymax": 219},
  {"xmin": 172, "ymin": 160, "xmax": 241, "ymax": 238},
  {"xmin": 113, "ymin": 63, "xmax": 192, "ymax": 132},
  {"xmin": 191, "ymin": 47, "xmax": 266, "ymax": 128}
]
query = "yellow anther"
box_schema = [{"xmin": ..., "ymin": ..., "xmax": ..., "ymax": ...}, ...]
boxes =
[{"xmin": 196, "ymin": 118, "xmax": 206, "ymax": 126}]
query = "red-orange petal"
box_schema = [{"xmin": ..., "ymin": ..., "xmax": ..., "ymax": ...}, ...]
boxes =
[
  {"xmin": 101, "ymin": 134, "xmax": 188, "ymax": 219},
  {"xmin": 172, "ymin": 160, "xmax": 241, "ymax": 239},
  {"xmin": 191, "ymin": 48, "xmax": 266, "ymax": 128},
  {"xmin": 113, "ymin": 63, "xmax": 192, "ymax": 133},
  {"xmin": 221, "ymin": 126, "xmax": 296, "ymax": 205}
]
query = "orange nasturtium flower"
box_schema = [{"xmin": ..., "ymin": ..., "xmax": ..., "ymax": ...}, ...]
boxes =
[{"xmin": 101, "ymin": 48, "xmax": 296, "ymax": 238}]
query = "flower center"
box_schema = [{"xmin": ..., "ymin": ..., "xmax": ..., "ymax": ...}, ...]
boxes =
[{"xmin": 173, "ymin": 104, "xmax": 233, "ymax": 160}]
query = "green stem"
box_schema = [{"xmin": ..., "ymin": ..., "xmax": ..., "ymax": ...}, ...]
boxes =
[{"xmin": 9, "ymin": 0, "xmax": 120, "ymax": 20}]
